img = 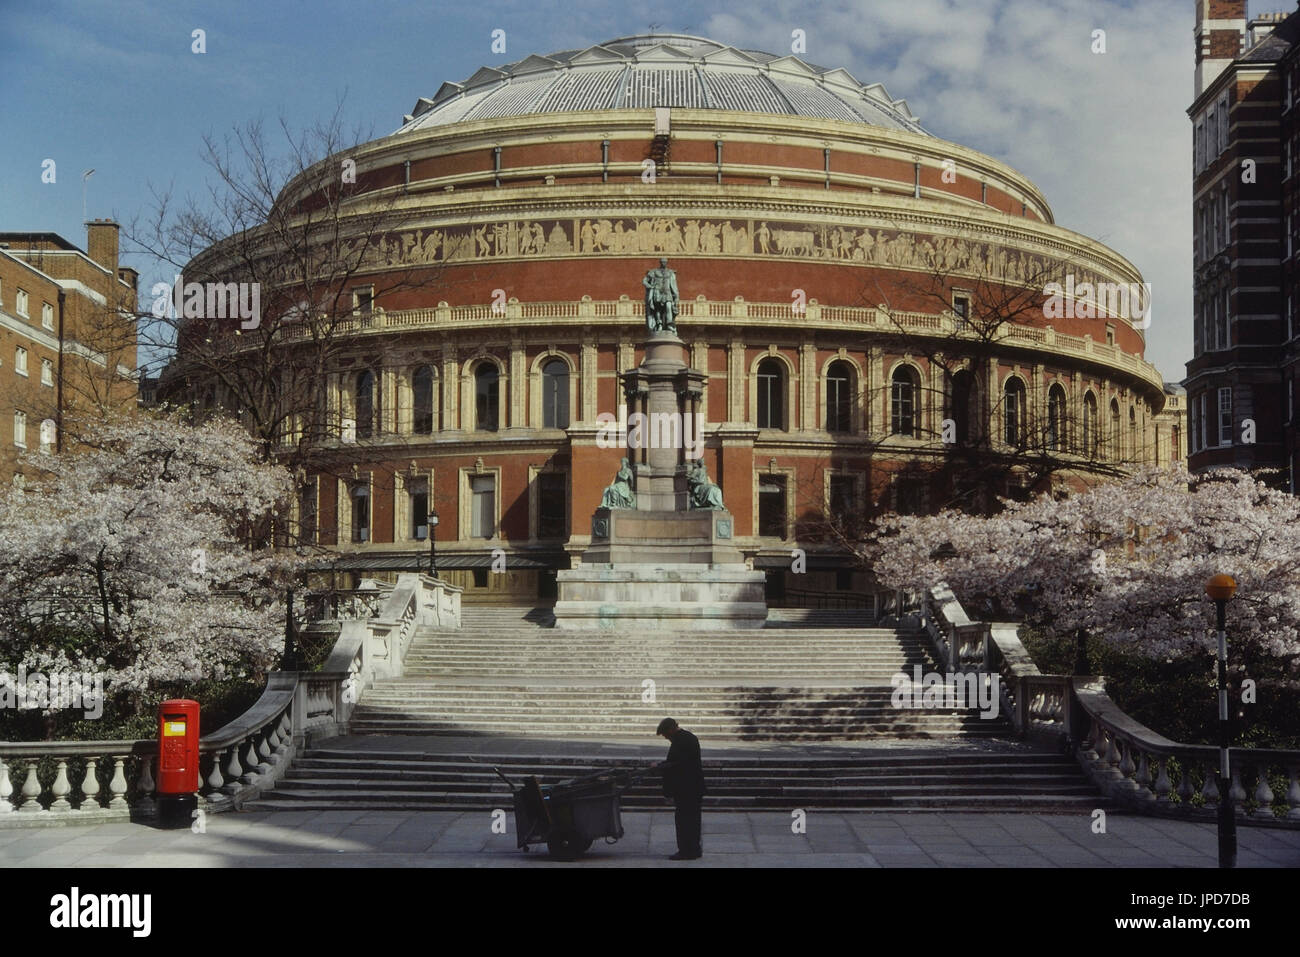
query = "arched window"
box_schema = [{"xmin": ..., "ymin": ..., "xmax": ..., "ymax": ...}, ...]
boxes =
[
  {"xmin": 1129, "ymin": 405, "xmax": 1138, "ymax": 461},
  {"xmin": 757, "ymin": 358, "xmax": 785, "ymax": 429},
  {"xmin": 542, "ymin": 359, "xmax": 569, "ymax": 429},
  {"xmin": 1110, "ymin": 398, "xmax": 1121, "ymax": 460},
  {"xmin": 356, "ymin": 370, "xmax": 376, "ymax": 439},
  {"xmin": 412, "ymin": 365, "xmax": 435, "ymax": 434},
  {"xmin": 1003, "ymin": 377, "xmax": 1026, "ymax": 446},
  {"xmin": 948, "ymin": 369, "xmax": 974, "ymax": 445},
  {"xmin": 1047, "ymin": 383, "xmax": 1067, "ymax": 451},
  {"xmin": 1082, "ymin": 391, "xmax": 1098, "ymax": 457},
  {"xmin": 825, "ymin": 360, "xmax": 854, "ymax": 433},
  {"xmin": 891, "ymin": 366, "xmax": 920, "ymax": 437},
  {"xmin": 475, "ymin": 362, "xmax": 499, "ymax": 432}
]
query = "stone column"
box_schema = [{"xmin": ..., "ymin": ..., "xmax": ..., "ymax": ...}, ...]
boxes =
[
  {"xmin": 441, "ymin": 346, "xmax": 459, "ymax": 430},
  {"xmin": 799, "ymin": 343, "xmax": 816, "ymax": 431},
  {"xmin": 728, "ymin": 339, "xmax": 745, "ymax": 421},
  {"xmin": 580, "ymin": 334, "xmax": 598, "ymax": 421},
  {"xmin": 866, "ymin": 346, "xmax": 882, "ymax": 437},
  {"xmin": 509, "ymin": 339, "xmax": 525, "ymax": 428}
]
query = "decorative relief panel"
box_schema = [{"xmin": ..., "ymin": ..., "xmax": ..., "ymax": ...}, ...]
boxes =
[{"xmin": 316, "ymin": 216, "xmax": 1105, "ymax": 291}]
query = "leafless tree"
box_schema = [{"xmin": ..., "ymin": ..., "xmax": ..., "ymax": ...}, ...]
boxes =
[{"xmin": 127, "ymin": 102, "xmax": 456, "ymax": 548}]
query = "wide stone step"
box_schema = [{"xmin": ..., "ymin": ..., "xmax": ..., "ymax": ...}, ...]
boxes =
[
  {"xmin": 297, "ymin": 750, "xmax": 1078, "ymax": 770},
  {"xmin": 344, "ymin": 725, "xmax": 1007, "ymax": 738},
  {"xmin": 270, "ymin": 777, "xmax": 1095, "ymax": 797}
]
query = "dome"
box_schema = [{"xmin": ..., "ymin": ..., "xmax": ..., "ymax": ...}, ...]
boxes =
[{"xmin": 396, "ymin": 33, "xmax": 927, "ymax": 136}]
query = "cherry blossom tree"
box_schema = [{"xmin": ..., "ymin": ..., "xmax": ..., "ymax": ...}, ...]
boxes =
[
  {"xmin": 869, "ymin": 464, "xmax": 1300, "ymax": 693},
  {"xmin": 0, "ymin": 410, "xmax": 298, "ymax": 707}
]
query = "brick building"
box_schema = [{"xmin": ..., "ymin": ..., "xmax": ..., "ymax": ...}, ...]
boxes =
[
  {"xmin": 165, "ymin": 34, "xmax": 1177, "ymax": 604},
  {"xmin": 1186, "ymin": 1, "xmax": 1300, "ymax": 487},
  {"xmin": 0, "ymin": 220, "xmax": 139, "ymax": 483}
]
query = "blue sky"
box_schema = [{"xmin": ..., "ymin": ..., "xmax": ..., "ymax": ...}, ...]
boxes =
[{"xmin": 0, "ymin": 0, "xmax": 1227, "ymax": 381}]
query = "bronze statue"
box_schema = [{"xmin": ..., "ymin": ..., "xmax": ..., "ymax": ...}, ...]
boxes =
[
  {"xmin": 600, "ymin": 457, "xmax": 636, "ymax": 509},
  {"xmin": 643, "ymin": 258, "xmax": 680, "ymax": 335},
  {"xmin": 686, "ymin": 460, "xmax": 724, "ymax": 510}
]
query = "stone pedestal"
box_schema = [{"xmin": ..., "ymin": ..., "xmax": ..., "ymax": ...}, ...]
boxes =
[
  {"xmin": 553, "ymin": 564, "xmax": 767, "ymax": 630},
  {"xmin": 554, "ymin": 325, "xmax": 767, "ymax": 630}
]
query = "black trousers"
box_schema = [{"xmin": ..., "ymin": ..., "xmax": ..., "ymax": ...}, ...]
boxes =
[{"xmin": 674, "ymin": 798, "xmax": 702, "ymax": 856}]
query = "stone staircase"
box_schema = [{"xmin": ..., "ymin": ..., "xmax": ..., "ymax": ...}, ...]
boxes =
[
  {"xmin": 344, "ymin": 608, "xmax": 1000, "ymax": 740},
  {"xmin": 243, "ymin": 605, "xmax": 1107, "ymax": 813},
  {"xmin": 248, "ymin": 741, "xmax": 1104, "ymax": 812}
]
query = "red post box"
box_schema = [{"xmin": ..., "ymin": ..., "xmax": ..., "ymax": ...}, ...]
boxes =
[{"xmin": 157, "ymin": 699, "xmax": 200, "ymax": 795}]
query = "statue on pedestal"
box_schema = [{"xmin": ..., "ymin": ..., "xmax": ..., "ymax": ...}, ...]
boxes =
[
  {"xmin": 600, "ymin": 457, "xmax": 636, "ymax": 509},
  {"xmin": 643, "ymin": 258, "xmax": 679, "ymax": 335},
  {"xmin": 687, "ymin": 460, "xmax": 724, "ymax": 510}
]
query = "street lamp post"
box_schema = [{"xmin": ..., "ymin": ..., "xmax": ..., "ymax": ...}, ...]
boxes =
[
  {"xmin": 1205, "ymin": 573, "xmax": 1238, "ymax": 869},
  {"xmin": 427, "ymin": 509, "xmax": 439, "ymax": 577}
]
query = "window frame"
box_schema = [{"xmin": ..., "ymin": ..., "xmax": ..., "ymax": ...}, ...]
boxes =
[{"xmin": 890, "ymin": 365, "xmax": 919, "ymax": 438}]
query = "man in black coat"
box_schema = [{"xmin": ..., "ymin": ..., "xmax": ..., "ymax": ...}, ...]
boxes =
[{"xmin": 656, "ymin": 717, "xmax": 705, "ymax": 860}]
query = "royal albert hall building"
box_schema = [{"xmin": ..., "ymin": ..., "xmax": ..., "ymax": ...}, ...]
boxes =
[{"xmin": 170, "ymin": 34, "xmax": 1179, "ymax": 606}]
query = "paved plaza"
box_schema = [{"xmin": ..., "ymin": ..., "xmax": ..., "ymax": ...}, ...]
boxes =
[{"xmin": 3, "ymin": 808, "xmax": 1297, "ymax": 868}]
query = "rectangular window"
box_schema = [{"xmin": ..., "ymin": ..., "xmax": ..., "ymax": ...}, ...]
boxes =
[
  {"xmin": 1222, "ymin": 191, "xmax": 1230, "ymax": 247},
  {"xmin": 1220, "ymin": 289, "xmax": 1230, "ymax": 349},
  {"xmin": 537, "ymin": 472, "xmax": 567, "ymax": 539},
  {"xmin": 471, "ymin": 474, "xmax": 496, "ymax": 539},
  {"xmin": 353, "ymin": 286, "xmax": 374, "ymax": 315},
  {"xmin": 38, "ymin": 418, "xmax": 54, "ymax": 455},
  {"xmin": 1199, "ymin": 393, "xmax": 1208, "ymax": 452},
  {"xmin": 299, "ymin": 480, "xmax": 317, "ymax": 545},
  {"xmin": 15, "ymin": 289, "xmax": 28, "ymax": 317},
  {"xmin": 1218, "ymin": 387, "xmax": 1233, "ymax": 446},
  {"xmin": 1189, "ymin": 397, "xmax": 1200, "ymax": 454},
  {"xmin": 14, "ymin": 347, "xmax": 27, "ymax": 376},
  {"xmin": 41, "ymin": 303, "xmax": 53, "ymax": 330},
  {"xmin": 351, "ymin": 480, "xmax": 370, "ymax": 543},
  {"xmin": 40, "ymin": 358, "xmax": 52, "ymax": 386},
  {"xmin": 895, "ymin": 479, "xmax": 924, "ymax": 515},
  {"xmin": 13, "ymin": 411, "xmax": 26, "ymax": 448},
  {"xmin": 952, "ymin": 294, "xmax": 970, "ymax": 328},
  {"xmin": 410, "ymin": 480, "xmax": 429, "ymax": 540},
  {"xmin": 828, "ymin": 474, "xmax": 855, "ymax": 517},
  {"xmin": 758, "ymin": 475, "xmax": 786, "ymax": 538}
]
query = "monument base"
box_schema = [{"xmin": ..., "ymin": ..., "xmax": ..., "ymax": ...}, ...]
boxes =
[{"xmin": 553, "ymin": 563, "xmax": 768, "ymax": 631}]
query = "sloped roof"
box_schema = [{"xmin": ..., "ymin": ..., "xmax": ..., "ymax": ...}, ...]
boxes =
[{"xmin": 395, "ymin": 33, "xmax": 928, "ymax": 136}]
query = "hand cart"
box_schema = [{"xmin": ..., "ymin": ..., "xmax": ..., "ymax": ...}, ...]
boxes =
[{"xmin": 492, "ymin": 765, "xmax": 653, "ymax": 861}]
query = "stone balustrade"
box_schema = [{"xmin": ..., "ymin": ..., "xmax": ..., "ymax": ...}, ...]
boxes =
[
  {"xmin": 0, "ymin": 573, "xmax": 461, "ymax": 826},
  {"xmin": 1073, "ymin": 678, "xmax": 1300, "ymax": 825},
  {"xmin": 912, "ymin": 581, "xmax": 1300, "ymax": 825},
  {"xmin": 252, "ymin": 295, "xmax": 1163, "ymax": 392}
]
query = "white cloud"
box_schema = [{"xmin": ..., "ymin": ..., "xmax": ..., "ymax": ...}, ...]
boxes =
[{"xmin": 702, "ymin": 0, "xmax": 1195, "ymax": 383}]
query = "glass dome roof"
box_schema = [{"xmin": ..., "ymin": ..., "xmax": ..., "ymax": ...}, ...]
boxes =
[{"xmin": 395, "ymin": 34, "xmax": 927, "ymax": 136}]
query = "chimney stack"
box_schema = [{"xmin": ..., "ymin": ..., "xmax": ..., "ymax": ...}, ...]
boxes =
[
  {"xmin": 85, "ymin": 218, "xmax": 119, "ymax": 276},
  {"xmin": 1195, "ymin": 0, "xmax": 1248, "ymax": 99},
  {"xmin": 1248, "ymin": 11, "xmax": 1289, "ymax": 47}
]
